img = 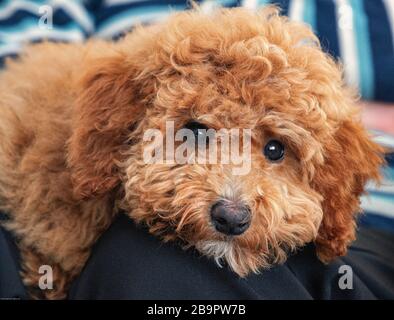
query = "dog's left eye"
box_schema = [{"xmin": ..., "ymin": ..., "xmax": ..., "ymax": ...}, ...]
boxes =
[{"xmin": 264, "ymin": 140, "xmax": 285, "ymax": 162}]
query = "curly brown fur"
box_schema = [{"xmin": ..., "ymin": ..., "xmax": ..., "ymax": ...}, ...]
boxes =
[{"xmin": 0, "ymin": 7, "xmax": 384, "ymax": 299}]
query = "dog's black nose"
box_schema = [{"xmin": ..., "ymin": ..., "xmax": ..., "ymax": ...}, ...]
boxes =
[{"xmin": 210, "ymin": 200, "xmax": 251, "ymax": 236}]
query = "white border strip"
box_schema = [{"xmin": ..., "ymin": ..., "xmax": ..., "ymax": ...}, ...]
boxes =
[
  {"xmin": 288, "ymin": 0, "xmax": 304, "ymax": 22},
  {"xmin": 361, "ymin": 195, "xmax": 394, "ymax": 219},
  {"xmin": 0, "ymin": 28, "xmax": 85, "ymax": 43},
  {"xmin": 334, "ymin": 0, "xmax": 360, "ymax": 89},
  {"xmin": 242, "ymin": 0, "xmax": 258, "ymax": 10},
  {"xmin": 383, "ymin": 0, "xmax": 394, "ymax": 51},
  {"xmin": 95, "ymin": 12, "xmax": 168, "ymax": 38}
]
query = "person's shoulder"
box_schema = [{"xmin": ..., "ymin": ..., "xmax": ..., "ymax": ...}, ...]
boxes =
[
  {"xmin": 70, "ymin": 213, "xmax": 250, "ymax": 299},
  {"xmin": 69, "ymin": 213, "xmax": 391, "ymax": 300},
  {"xmin": 0, "ymin": 212, "xmax": 29, "ymax": 299}
]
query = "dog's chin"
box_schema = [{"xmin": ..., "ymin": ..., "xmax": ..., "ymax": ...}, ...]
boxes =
[{"xmin": 195, "ymin": 239, "xmax": 280, "ymax": 277}]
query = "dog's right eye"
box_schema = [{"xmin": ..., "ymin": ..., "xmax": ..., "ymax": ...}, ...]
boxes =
[{"xmin": 183, "ymin": 121, "xmax": 209, "ymax": 140}]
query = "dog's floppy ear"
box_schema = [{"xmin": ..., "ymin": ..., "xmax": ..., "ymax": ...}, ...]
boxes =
[
  {"xmin": 312, "ymin": 119, "xmax": 384, "ymax": 262},
  {"xmin": 67, "ymin": 52, "xmax": 149, "ymax": 200}
]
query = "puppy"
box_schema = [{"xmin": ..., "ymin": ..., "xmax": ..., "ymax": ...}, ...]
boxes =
[{"xmin": 0, "ymin": 7, "xmax": 383, "ymax": 299}]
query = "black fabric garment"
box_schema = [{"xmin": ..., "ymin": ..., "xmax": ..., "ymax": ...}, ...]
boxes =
[
  {"xmin": 0, "ymin": 212, "xmax": 28, "ymax": 299},
  {"xmin": 1, "ymin": 211, "xmax": 393, "ymax": 300},
  {"xmin": 69, "ymin": 214, "xmax": 394, "ymax": 300}
]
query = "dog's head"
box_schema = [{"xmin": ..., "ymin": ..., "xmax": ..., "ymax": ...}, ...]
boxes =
[{"xmin": 68, "ymin": 7, "xmax": 383, "ymax": 275}]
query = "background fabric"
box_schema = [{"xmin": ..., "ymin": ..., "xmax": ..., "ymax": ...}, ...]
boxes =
[
  {"xmin": 0, "ymin": 0, "xmax": 393, "ymax": 232},
  {"xmin": 1, "ymin": 0, "xmax": 393, "ymax": 101}
]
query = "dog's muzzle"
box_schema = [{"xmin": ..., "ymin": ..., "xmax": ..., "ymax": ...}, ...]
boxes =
[{"xmin": 210, "ymin": 200, "xmax": 251, "ymax": 236}]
